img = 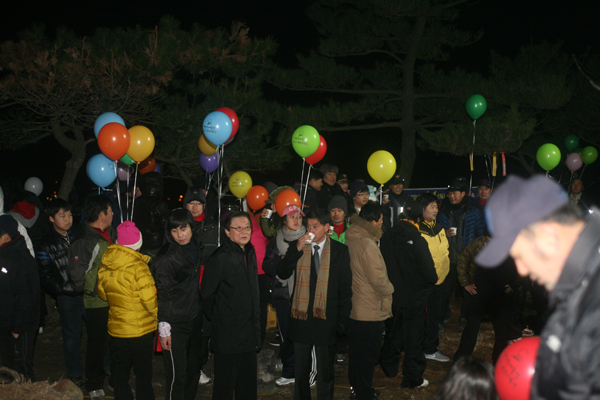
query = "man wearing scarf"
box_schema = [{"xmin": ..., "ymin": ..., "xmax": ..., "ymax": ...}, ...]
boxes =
[{"xmin": 277, "ymin": 209, "xmax": 352, "ymax": 400}]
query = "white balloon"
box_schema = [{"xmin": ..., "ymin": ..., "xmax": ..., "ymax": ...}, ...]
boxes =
[{"xmin": 24, "ymin": 177, "xmax": 43, "ymax": 196}]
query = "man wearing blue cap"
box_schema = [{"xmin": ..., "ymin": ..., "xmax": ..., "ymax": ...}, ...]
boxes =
[{"xmin": 476, "ymin": 174, "xmax": 600, "ymax": 400}]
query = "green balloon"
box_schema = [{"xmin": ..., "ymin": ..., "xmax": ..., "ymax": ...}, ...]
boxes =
[
  {"xmin": 564, "ymin": 134, "xmax": 579, "ymax": 151},
  {"xmin": 291, "ymin": 125, "xmax": 320, "ymax": 158},
  {"xmin": 581, "ymin": 146, "xmax": 598, "ymax": 165},
  {"xmin": 536, "ymin": 143, "xmax": 561, "ymax": 171},
  {"xmin": 120, "ymin": 153, "xmax": 136, "ymax": 165},
  {"xmin": 466, "ymin": 94, "xmax": 487, "ymax": 120}
]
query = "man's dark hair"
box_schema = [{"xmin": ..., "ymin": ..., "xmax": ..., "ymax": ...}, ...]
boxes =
[
  {"xmin": 417, "ymin": 193, "xmax": 438, "ymax": 210},
  {"xmin": 399, "ymin": 199, "xmax": 422, "ymax": 224},
  {"xmin": 166, "ymin": 208, "xmax": 194, "ymax": 232},
  {"xmin": 431, "ymin": 356, "xmax": 498, "ymax": 400},
  {"xmin": 305, "ymin": 209, "xmax": 331, "ymax": 226},
  {"xmin": 309, "ymin": 170, "xmax": 323, "ymax": 181},
  {"xmin": 224, "ymin": 211, "xmax": 252, "ymax": 231},
  {"xmin": 84, "ymin": 195, "xmax": 112, "ymax": 223},
  {"xmin": 46, "ymin": 198, "xmax": 72, "ymax": 218},
  {"xmin": 0, "ymin": 227, "xmax": 17, "ymax": 240},
  {"xmin": 359, "ymin": 201, "xmax": 383, "ymax": 223}
]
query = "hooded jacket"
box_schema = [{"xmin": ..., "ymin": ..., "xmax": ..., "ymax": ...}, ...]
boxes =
[
  {"xmin": 0, "ymin": 186, "xmax": 34, "ymax": 257},
  {"xmin": 7, "ymin": 191, "xmax": 51, "ymax": 253},
  {"xmin": 98, "ymin": 244, "xmax": 157, "ymax": 338},
  {"xmin": 419, "ymin": 219, "xmax": 450, "ymax": 285},
  {"xmin": 345, "ymin": 214, "xmax": 394, "ymax": 321}
]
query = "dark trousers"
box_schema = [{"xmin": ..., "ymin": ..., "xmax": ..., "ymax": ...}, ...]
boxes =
[
  {"xmin": 56, "ymin": 294, "xmax": 85, "ymax": 378},
  {"xmin": 294, "ymin": 342, "xmax": 334, "ymax": 400},
  {"xmin": 258, "ymin": 274, "xmax": 271, "ymax": 345},
  {"xmin": 273, "ymin": 297, "xmax": 295, "ymax": 379},
  {"xmin": 348, "ymin": 320, "xmax": 384, "ymax": 400},
  {"xmin": 380, "ymin": 298, "xmax": 427, "ymax": 387},
  {"xmin": 109, "ymin": 332, "xmax": 155, "ymax": 400},
  {"xmin": 162, "ymin": 315, "xmax": 202, "ymax": 400},
  {"xmin": 85, "ymin": 306, "xmax": 112, "ymax": 392},
  {"xmin": 424, "ymin": 283, "xmax": 444, "ymax": 354},
  {"xmin": 441, "ymin": 262, "xmax": 458, "ymax": 321},
  {"xmin": 0, "ymin": 327, "xmax": 37, "ymax": 381},
  {"xmin": 212, "ymin": 351, "xmax": 257, "ymax": 400}
]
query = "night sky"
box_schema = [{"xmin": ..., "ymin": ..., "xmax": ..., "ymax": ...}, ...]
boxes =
[{"xmin": 2, "ymin": 0, "xmax": 599, "ymax": 199}]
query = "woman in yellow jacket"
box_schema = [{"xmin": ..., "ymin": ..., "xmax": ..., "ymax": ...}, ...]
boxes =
[
  {"xmin": 418, "ymin": 194, "xmax": 450, "ymax": 363},
  {"xmin": 98, "ymin": 221, "xmax": 157, "ymax": 400}
]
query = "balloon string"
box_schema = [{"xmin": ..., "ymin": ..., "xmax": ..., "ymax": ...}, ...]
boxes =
[
  {"xmin": 302, "ymin": 165, "xmax": 312, "ymax": 212},
  {"xmin": 378, "ymin": 184, "xmax": 383, "ymax": 205},
  {"xmin": 131, "ymin": 163, "xmax": 139, "ymax": 221},
  {"xmin": 125, "ymin": 167, "xmax": 131, "ymax": 221},
  {"xmin": 580, "ymin": 164, "xmax": 587, "ymax": 179},
  {"xmin": 217, "ymin": 146, "xmax": 224, "ymax": 247},
  {"xmin": 300, "ymin": 159, "xmax": 306, "ymax": 200},
  {"xmin": 114, "ymin": 163, "xmax": 123, "ymax": 224}
]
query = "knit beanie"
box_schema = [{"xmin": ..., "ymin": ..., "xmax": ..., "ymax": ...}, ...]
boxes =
[
  {"xmin": 349, "ymin": 180, "xmax": 369, "ymax": 198},
  {"xmin": 183, "ymin": 187, "xmax": 206, "ymax": 207},
  {"xmin": 117, "ymin": 221, "xmax": 143, "ymax": 251},
  {"xmin": 327, "ymin": 195, "xmax": 348, "ymax": 214},
  {"xmin": 0, "ymin": 215, "xmax": 18, "ymax": 236}
]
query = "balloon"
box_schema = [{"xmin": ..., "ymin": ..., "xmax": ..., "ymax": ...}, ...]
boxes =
[
  {"xmin": 536, "ymin": 143, "xmax": 561, "ymax": 171},
  {"xmin": 367, "ymin": 150, "xmax": 397, "ymax": 184},
  {"xmin": 139, "ymin": 156, "xmax": 156, "ymax": 175},
  {"xmin": 275, "ymin": 189, "xmax": 301, "ymax": 217},
  {"xmin": 127, "ymin": 126, "xmax": 155, "ymax": 162},
  {"xmin": 203, "ymin": 111, "xmax": 233, "ymax": 146},
  {"xmin": 495, "ymin": 336, "xmax": 541, "ymax": 400},
  {"xmin": 94, "ymin": 112, "xmax": 125, "ymax": 138},
  {"xmin": 120, "ymin": 153, "xmax": 136, "ymax": 165},
  {"xmin": 565, "ymin": 153, "xmax": 583, "ymax": 172},
  {"xmin": 87, "ymin": 154, "xmax": 117, "ymax": 188},
  {"xmin": 564, "ymin": 134, "xmax": 579, "ymax": 152},
  {"xmin": 292, "ymin": 125, "xmax": 320, "ymax": 158},
  {"xmin": 199, "ymin": 153, "xmax": 220, "ymax": 173},
  {"xmin": 154, "ymin": 164, "xmax": 162, "ymax": 174},
  {"xmin": 305, "ymin": 135, "xmax": 327, "ymax": 166},
  {"xmin": 117, "ymin": 163, "xmax": 132, "ymax": 181},
  {"xmin": 228, "ymin": 171, "xmax": 252, "ymax": 199},
  {"xmin": 98, "ymin": 122, "xmax": 131, "ymax": 161},
  {"xmin": 216, "ymin": 107, "xmax": 239, "ymax": 143},
  {"xmin": 198, "ymin": 134, "xmax": 218, "ymax": 156},
  {"xmin": 24, "ymin": 177, "xmax": 43, "ymax": 196},
  {"xmin": 246, "ymin": 186, "xmax": 269, "ymax": 211},
  {"xmin": 581, "ymin": 146, "xmax": 598, "ymax": 165},
  {"xmin": 466, "ymin": 94, "xmax": 488, "ymax": 120}
]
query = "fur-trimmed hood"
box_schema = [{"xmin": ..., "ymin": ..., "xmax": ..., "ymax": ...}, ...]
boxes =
[{"xmin": 346, "ymin": 214, "xmax": 383, "ymax": 242}]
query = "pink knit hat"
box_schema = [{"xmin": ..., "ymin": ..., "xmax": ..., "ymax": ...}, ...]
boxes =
[{"xmin": 117, "ymin": 221, "xmax": 143, "ymax": 251}]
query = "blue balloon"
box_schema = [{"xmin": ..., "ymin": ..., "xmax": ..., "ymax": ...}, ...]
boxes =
[
  {"xmin": 87, "ymin": 154, "xmax": 117, "ymax": 188},
  {"xmin": 202, "ymin": 111, "xmax": 232, "ymax": 146},
  {"xmin": 94, "ymin": 112, "xmax": 125, "ymax": 138}
]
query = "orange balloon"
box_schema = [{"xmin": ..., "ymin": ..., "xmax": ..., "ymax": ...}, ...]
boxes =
[
  {"xmin": 128, "ymin": 125, "xmax": 155, "ymax": 162},
  {"xmin": 275, "ymin": 189, "xmax": 301, "ymax": 217},
  {"xmin": 246, "ymin": 185, "xmax": 269, "ymax": 211},
  {"xmin": 139, "ymin": 156, "xmax": 156, "ymax": 175},
  {"xmin": 98, "ymin": 122, "xmax": 131, "ymax": 161},
  {"xmin": 198, "ymin": 134, "xmax": 218, "ymax": 156}
]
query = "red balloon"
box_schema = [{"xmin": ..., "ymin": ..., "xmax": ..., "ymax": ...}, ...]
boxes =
[
  {"xmin": 305, "ymin": 135, "xmax": 327, "ymax": 166},
  {"xmin": 98, "ymin": 122, "xmax": 131, "ymax": 161},
  {"xmin": 246, "ymin": 185, "xmax": 269, "ymax": 211},
  {"xmin": 495, "ymin": 336, "xmax": 541, "ymax": 400},
  {"xmin": 139, "ymin": 156, "xmax": 157, "ymax": 175},
  {"xmin": 216, "ymin": 107, "xmax": 239, "ymax": 143},
  {"xmin": 275, "ymin": 189, "xmax": 301, "ymax": 217}
]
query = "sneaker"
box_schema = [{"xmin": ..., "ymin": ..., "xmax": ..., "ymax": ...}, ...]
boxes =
[
  {"xmin": 68, "ymin": 376, "xmax": 84, "ymax": 390},
  {"xmin": 438, "ymin": 324, "xmax": 445, "ymax": 333},
  {"xmin": 89, "ymin": 389, "xmax": 106, "ymax": 400},
  {"xmin": 418, "ymin": 379, "xmax": 429, "ymax": 388},
  {"xmin": 269, "ymin": 336, "xmax": 282, "ymax": 347},
  {"xmin": 522, "ymin": 326, "xmax": 534, "ymax": 337},
  {"xmin": 425, "ymin": 351, "xmax": 450, "ymax": 362},
  {"xmin": 336, "ymin": 353, "xmax": 346, "ymax": 364},
  {"xmin": 199, "ymin": 370, "xmax": 212, "ymax": 385},
  {"xmin": 275, "ymin": 376, "xmax": 295, "ymax": 386},
  {"xmin": 274, "ymin": 359, "xmax": 283, "ymax": 372}
]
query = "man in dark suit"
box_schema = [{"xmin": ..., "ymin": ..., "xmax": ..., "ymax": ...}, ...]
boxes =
[{"xmin": 277, "ymin": 209, "xmax": 353, "ymax": 400}]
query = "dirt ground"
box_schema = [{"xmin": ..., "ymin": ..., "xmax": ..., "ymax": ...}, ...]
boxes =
[{"xmin": 32, "ymin": 299, "xmax": 496, "ymax": 400}]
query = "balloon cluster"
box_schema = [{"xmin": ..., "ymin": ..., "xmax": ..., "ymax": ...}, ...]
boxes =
[
  {"xmin": 88, "ymin": 112, "xmax": 156, "ymax": 188},
  {"xmin": 536, "ymin": 135, "xmax": 598, "ymax": 173}
]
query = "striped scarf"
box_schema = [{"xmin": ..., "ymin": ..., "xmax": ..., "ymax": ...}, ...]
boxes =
[{"xmin": 291, "ymin": 237, "xmax": 331, "ymax": 320}]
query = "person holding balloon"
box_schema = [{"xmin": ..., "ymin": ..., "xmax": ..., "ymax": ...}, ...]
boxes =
[
  {"xmin": 317, "ymin": 164, "xmax": 345, "ymax": 210},
  {"xmin": 475, "ymin": 175, "xmax": 600, "ymax": 400}
]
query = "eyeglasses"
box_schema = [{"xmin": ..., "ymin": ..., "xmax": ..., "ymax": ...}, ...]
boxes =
[{"xmin": 229, "ymin": 226, "xmax": 251, "ymax": 233}]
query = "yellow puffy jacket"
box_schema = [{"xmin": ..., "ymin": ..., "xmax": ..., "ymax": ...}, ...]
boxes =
[
  {"xmin": 98, "ymin": 244, "xmax": 157, "ymax": 338},
  {"xmin": 419, "ymin": 220, "xmax": 450, "ymax": 285}
]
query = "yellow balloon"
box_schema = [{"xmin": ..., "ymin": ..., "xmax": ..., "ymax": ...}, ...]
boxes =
[
  {"xmin": 367, "ymin": 150, "xmax": 397, "ymax": 184},
  {"xmin": 229, "ymin": 171, "xmax": 252, "ymax": 199},
  {"xmin": 198, "ymin": 134, "xmax": 218, "ymax": 156},
  {"xmin": 127, "ymin": 126, "xmax": 155, "ymax": 162}
]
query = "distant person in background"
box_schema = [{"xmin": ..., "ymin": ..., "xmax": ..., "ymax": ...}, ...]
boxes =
[
  {"xmin": 337, "ymin": 174, "xmax": 351, "ymax": 201},
  {"xmin": 348, "ymin": 181, "xmax": 370, "ymax": 217},
  {"xmin": 328, "ymin": 196, "xmax": 349, "ymax": 244},
  {"xmin": 382, "ymin": 174, "xmax": 412, "ymax": 230},
  {"xmin": 132, "ymin": 172, "xmax": 169, "ymax": 258},
  {"xmin": 569, "ymin": 178, "xmax": 593, "ymax": 212},
  {"xmin": 302, "ymin": 170, "xmax": 323, "ymax": 211},
  {"xmin": 318, "ymin": 164, "xmax": 345, "ymax": 210},
  {"xmin": 475, "ymin": 179, "xmax": 493, "ymax": 208}
]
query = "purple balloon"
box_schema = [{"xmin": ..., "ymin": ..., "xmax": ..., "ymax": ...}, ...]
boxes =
[
  {"xmin": 199, "ymin": 153, "xmax": 220, "ymax": 173},
  {"xmin": 154, "ymin": 164, "xmax": 162, "ymax": 174},
  {"xmin": 117, "ymin": 162, "xmax": 132, "ymax": 181},
  {"xmin": 566, "ymin": 152, "xmax": 583, "ymax": 172}
]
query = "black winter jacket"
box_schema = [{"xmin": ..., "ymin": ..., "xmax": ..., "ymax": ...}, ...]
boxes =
[
  {"xmin": 201, "ymin": 237, "xmax": 261, "ymax": 354},
  {"xmin": 37, "ymin": 228, "xmax": 81, "ymax": 297},
  {"xmin": 191, "ymin": 218, "xmax": 219, "ymax": 265},
  {"xmin": 154, "ymin": 233, "xmax": 203, "ymax": 325},
  {"xmin": 132, "ymin": 172, "xmax": 170, "ymax": 256},
  {"xmin": 531, "ymin": 207, "xmax": 600, "ymax": 400},
  {"xmin": 0, "ymin": 235, "xmax": 40, "ymax": 334},
  {"xmin": 380, "ymin": 220, "xmax": 437, "ymax": 306}
]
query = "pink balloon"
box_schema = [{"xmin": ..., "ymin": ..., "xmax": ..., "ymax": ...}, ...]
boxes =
[
  {"xmin": 566, "ymin": 152, "xmax": 583, "ymax": 172},
  {"xmin": 117, "ymin": 162, "xmax": 132, "ymax": 181}
]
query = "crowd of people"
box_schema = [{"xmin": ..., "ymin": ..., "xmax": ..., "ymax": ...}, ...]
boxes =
[{"xmin": 0, "ymin": 165, "xmax": 597, "ymax": 400}]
